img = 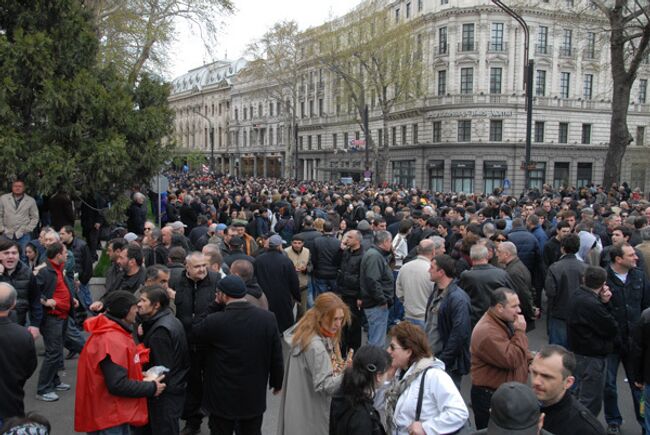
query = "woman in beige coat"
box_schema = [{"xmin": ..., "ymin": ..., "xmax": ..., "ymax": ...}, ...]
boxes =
[{"xmin": 277, "ymin": 293, "xmax": 351, "ymax": 435}]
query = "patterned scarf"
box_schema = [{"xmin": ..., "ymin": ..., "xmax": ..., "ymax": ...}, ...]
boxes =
[{"xmin": 384, "ymin": 357, "xmax": 434, "ymax": 433}]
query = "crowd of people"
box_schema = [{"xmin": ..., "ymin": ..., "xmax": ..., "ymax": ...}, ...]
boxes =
[{"xmin": 1, "ymin": 174, "xmax": 650, "ymax": 435}]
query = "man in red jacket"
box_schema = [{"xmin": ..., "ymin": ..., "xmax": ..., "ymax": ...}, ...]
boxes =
[{"xmin": 75, "ymin": 291, "xmax": 165, "ymax": 434}]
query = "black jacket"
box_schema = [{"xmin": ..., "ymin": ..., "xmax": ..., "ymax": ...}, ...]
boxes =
[
  {"xmin": 126, "ymin": 201, "xmax": 147, "ymax": 235},
  {"xmin": 0, "ymin": 261, "xmax": 42, "ymax": 327},
  {"xmin": 541, "ymin": 392, "xmax": 606, "ymax": 435},
  {"xmin": 169, "ymin": 269, "xmax": 221, "ymax": 343},
  {"xmin": 67, "ymin": 237, "xmax": 94, "ymax": 284},
  {"xmin": 337, "ymin": 246, "xmax": 364, "ymax": 298},
  {"xmin": 312, "ymin": 233, "xmax": 342, "ymax": 279},
  {"xmin": 545, "ymin": 254, "xmax": 587, "ymax": 320},
  {"xmin": 193, "ymin": 301, "xmax": 283, "ymax": 418},
  {"xmin": 632, "ymin": 307, "xmax": 650, "ymax": 384},
  {"xmin": 296, "ymin": 228, "xmax": 321, "ymax": 252},
  {"xmin": 36, "ymin": 261, "xmax": 76, "ymax": 318},
  {"xmin": 0, "ymin": 318, "xmax": 37, "ymax": 419},
  {"xmin": 504, "ymin": 257, "xmax": 536, "ymax": 328},
  {"xmin": 140, "ymin": 308, "xmax": 190, "ymax": 395},
  {"xmin": 567, "ymin": 286, "xmax": 618, "ymax": 357},
  {"xmin": 359, "ymin": 246, "xmax": 394, "ymax": 308},
  {"xmin": 254, "ymin": 249, "xmax": 300, "ymax": 332},
  {"xmin": 607, "ymin": 265, "xmax": 650, "ymax": 353},
  {"xmin": 459, "ymin": 264, "xmax": 514, "ymax": 326},
  {"xmin": 330, "ymin": 394, "xmax": 386, "ymax": 435}
]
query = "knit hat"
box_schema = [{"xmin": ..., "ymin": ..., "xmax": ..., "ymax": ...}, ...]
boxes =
[
  {"xmin": 357, "ymin": 220, "xmax": 371, "ymax": 231},
  {"xmin": 215, "ymin": 223, "xmax": 227, "ymax": 231},
  {"xmin": 104, "ymin": 290, "xmax": 138, "ymax": 319},
  {"xmin": 229, "ymin": 236, "xmax": 244, "ymax": 247},
  {"xmin": 217, "ymin": 275, "xmax": 247, "ymax": 298},
  {"xmin": 487, "ymin": 382, "xmax": 540, "ymax": 434}
]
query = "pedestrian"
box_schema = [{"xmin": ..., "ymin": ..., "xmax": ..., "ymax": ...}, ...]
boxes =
[
  {"xmin": 74, "ymin": 291, "xmax": 166, "ymax": 434},
  {"xmin": 336, "ymin": 230, "xmax": 364, "ymax": 354},
  {"xmin": 126, "ymin": 192, "xmax": 148, "ymax": 236},
  {"xmin": 0, "ymin": 180, "xmax": 39, "ymax": 261},
  {"xmin": 495, "ymin": 241, "xmax": 537, "ymax": 330},
  {"xmin": 284, "ymin": 234, "xmax": 311, "ymax": 319},
  {"xmin": 193, "ymin": 275, "xmax": 283, "ymax": 435},
  {"xmin": 395, "ymin": 239, "xmax": 435, "ymax": 328},
  {"xmin": 277, "ymin": 292, "xmax": 351, "ymax": 435},
  {"xmin": 311, "ymin": 221, "xmax": 342, "ymax": 298}
]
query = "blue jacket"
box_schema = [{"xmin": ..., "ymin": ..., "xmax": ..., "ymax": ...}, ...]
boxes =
[
  {"xmin": 507, "ymin": 227, "xmax": 540, "ymax": 273},
  {"xmin": 530, "ymin": 225, "xmax": 548, "ymax": 252}
]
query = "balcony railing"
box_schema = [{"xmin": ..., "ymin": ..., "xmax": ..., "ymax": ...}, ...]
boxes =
[
  {"xmin": 434, "ymin": 44, "xmax": 448, "ymax": 55},
  {"xmin": 458, "ymin": 42, "xmax": 477, "ymax": 53},
  {"xmin": 559, "ymin": 47, "xmax": 576, "ymax": 58},
  {"xmin": 534, "ymin": 44, "xmax": 552, "ymax": 56},
  {"xmin": 582, "ymin": 48, "xmax": 598, "ymax": 60},
  {"xmin": 487, "ymin": 42, "xmax": 508, "ymax": 53}
]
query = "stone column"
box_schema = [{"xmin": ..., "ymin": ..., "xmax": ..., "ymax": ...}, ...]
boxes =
[
  {"xmin": 263, "ymin": 154, "xmax": 268, "ymax": 178},
  {"xmin": 253, "ymin": 156, "xmax": 258, "ymax": 177}
]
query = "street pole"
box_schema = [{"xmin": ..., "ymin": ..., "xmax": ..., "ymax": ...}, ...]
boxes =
[
  {"xmin": 364, "ymin": 104, "xmax": 370, "ymax": 181},
  {"xmin": 294, "ymin": 124, "xmax": 299, "ymax": 180},
  {"xmin": 491, "ymin": 0, "xmax": 533, "ymax": 193},
  {"xmin": 193, "ymin": 108, "xmax": 214, "ymax": 174}
]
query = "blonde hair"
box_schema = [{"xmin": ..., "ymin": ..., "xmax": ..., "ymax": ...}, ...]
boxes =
[
  {"xmin": 314, "ymin": 218, "xmax": 325, "ymax": 232},
  {"xmin": 292, "ymin": 293, "xmax": 350, "ymax": 358}
]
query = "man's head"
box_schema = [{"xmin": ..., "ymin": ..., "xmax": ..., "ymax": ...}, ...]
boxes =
[
  {"xmin": 489, "ymin": 287, "xmax": 520, "ymax": 323},
  {"xmin": 104, "ymin": 290, "xmax": 138, "ymax": 324},
  {"xmin": 42, "ymin": 230, "xmax": 60, "ymax": 248},
  {"xmin": 416, "ymin": 239, "xmax": 436, "ymax": 260},
  {"xmin": 290, "ymin": 234, "xmax": 305, "ymax": 252},
  {"xmin": 374, "ymin": 230, "xmax": 392, "ymax": 252},
  {"xmin": 560, "ymin": 233, "xmax": 580, "ymax": 256},
  {"xmin": 46, "ymin": 242, "xmax": 67, "ymax": 265},
  {"xmin": 487, "ymin": 382, "xmax": 544, "ymax": 435},
  {"xmin": 555, "ymin": 221, "xmax": 572, "ymax": 240},
  {"xmin": 429, "ymin": 254, "xmax": 455, "ymax": 285},
  {"xmin": 343, "ymin": 230, "xmax": 362, "ymax": 250},
  {"xmin": 0, "ymin": 282, "xmax": 17, "ymax": 313},
  {"xmin": 133, "ymin": 192, "xmax": 146, "ymax": 205},
  {"xmin": 610, "ymin": 225, "xmax": 631, "ymax": 247},
  {"xmin": 117, "ymin": 244, "xmax": 143, "ymax": 273},
  {"xmin": 469, "ymin": 244, "xmax": 489, "ymax": 265},
  {"xmin": 529, "ymin": 345, "xmax": 576, "ymax": 406},
  {"xmin": 145, "ymin": 264, "xmax": 170, "ymax": 289},
  {"xmin": 185, "ymin": 252, "xmax": 208, "ymax": 282},
  {"xmin": 610, "ymin": 243, "xmax": 638, "ymax": 272},
  {"xmin": 606, "ymin": 213, "xmax": 622, "ymax": 231},
  {"xmin": 496, "ymin": 241, "xmax": 517, "ymax": 266},
  {"xmin": 137, "ymin": 285, "xmax": 170, "ymax": 319},
  {"xmin": 230, "ymin": 259, "xmax": 254, "ymax": 283},
  {"xmin": 167, "ymin": 246, "xmax": 186, "ymax": 265},
  {"xmin": 0, "ymin": 240, "xmax": 21, "ymax": 271},
  {"xmin": 216, "ymin": 275, "xmax": 248, "ymax": 304},
  {"xmin": 526, "ymin": 214, "xmax": 540, "ymax": 230},
  {"xmin": 161, "ymin": 226, "xmax": 173, "ymax": 246},
  {"xmin": 583, "ymin": 265, "xmax": 607, "ymax": 292},
  {"xmin": 58, "ymin": 225, "xmax": 75, "ymax": 244},
  {"xmin": 11, "ymin": 180, "xmax": 25, "ymax": 197},
  {"xmin": 202, "ymin": 245, "xmax": 223, "ymax": 272},
  {"xmin": 107, "ymin": 238, "xmax": 127, "ymax": 263}
]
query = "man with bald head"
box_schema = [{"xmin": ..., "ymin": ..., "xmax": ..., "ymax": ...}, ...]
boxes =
[
  {"xmin": 395, "ymin": 239, "xmax": 436, "ymax": 328},
  {"xmin": 0, "ymin": 282, "xmax": 37, "ymax": 426}
]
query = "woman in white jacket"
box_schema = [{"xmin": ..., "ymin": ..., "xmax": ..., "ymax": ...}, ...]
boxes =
[{"xmin": 379, "ymin": 322, "xmax": 468, "ymax": 435}]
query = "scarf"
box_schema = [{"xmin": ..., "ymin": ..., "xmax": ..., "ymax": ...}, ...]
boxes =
[{"xmin": 384, "ymin": 357, "xmax": 434, "ymax": 433}]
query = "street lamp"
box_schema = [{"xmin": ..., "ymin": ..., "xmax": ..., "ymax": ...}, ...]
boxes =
[
  {"xmin": 491, "ymin": 0, "xmax": 534, "ymax": 192},
  {"xmin": 193, "ymin": 107, "xmax": 215, "ymax": 174}
]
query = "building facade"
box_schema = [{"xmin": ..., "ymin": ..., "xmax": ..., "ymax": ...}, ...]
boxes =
[{"xmin": 169, "ymin": 0, "xmax": 650, "ymax": 194}]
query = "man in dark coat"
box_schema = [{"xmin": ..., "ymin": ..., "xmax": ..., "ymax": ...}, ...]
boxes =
[
  {"xmin": 48, "ymin": 190, "xmax": 75, "ymax": 231},
  {"xmin": 60, "ymin": 226, "xmax": 94, "ymax": 310},
  {"xmin": 0, "ymin": 240, "xmax": 41, "ymax": 334},
  {"xmin": 0, "ymin": 282, "xmax": 37, "ymax": 426},
  {"xmin": 137, "ymin": 285, "xmax": 190, "ymax": 435},
  {"xmin": 126, "ymin": 192, "xmax": 147, "ymax": 236},
  {"xmin": 255, "ymin": 235, "xmax": 300, "ymax": 333},
  {"xmin": 337, "ymin": 230, "xmax": 364, "ymax": 353},
  {"xmin": 311, "ymin": 221, "xmax": 342, "ymax": 297},
  {"xmin": 507, "ymin": 218, "xmax": 543, "ymax": 307},
  {"xmin": 193, "ymin": 275, "xmax": 283, "ymax": 434},
  {"xmin": 496, "ymin": 241, "xmax": 537, "ymax": 331}
]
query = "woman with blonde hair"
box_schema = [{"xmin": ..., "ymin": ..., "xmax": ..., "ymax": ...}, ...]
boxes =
[{"xmin": 278, "ymin": 293, "xmax": 351, "ymax": 435}]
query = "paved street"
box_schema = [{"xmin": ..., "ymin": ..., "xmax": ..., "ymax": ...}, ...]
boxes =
[{"xmin": 23, "ymin": 315, "xmax": 640, "ymax": 434}]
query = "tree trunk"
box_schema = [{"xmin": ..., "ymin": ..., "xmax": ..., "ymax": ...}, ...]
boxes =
[
  {"xmin": 603, "ymin": 80, "xmax": 633, "ymax": 188},
  {"xmin": 376, "ymin": 119, "xmax": 389, "ymax": 185}
]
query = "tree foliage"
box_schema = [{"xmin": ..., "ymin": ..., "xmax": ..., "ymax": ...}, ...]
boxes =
[
  {"xmin": 83, "ymin": 0, "xmax": 234, "ymax": 83},
  {"xmin": 0, "ymin": 0, "xmax": 174, "ymax": 216}
]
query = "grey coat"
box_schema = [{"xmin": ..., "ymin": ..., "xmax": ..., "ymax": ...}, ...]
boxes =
[{"xmin": 277, "ymin": 332, "xmax": 342, "ymax": 435}]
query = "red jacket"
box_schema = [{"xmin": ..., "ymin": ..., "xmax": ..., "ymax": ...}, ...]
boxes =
[{"xmin": 74, "ymin": 315, "xmax": 150, "ymax": 432}]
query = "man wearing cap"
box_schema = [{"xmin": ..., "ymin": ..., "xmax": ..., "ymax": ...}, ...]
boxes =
[
  {"xmin": 255, "ymin": 235, "xmax": 300, "ymax": 333},
  {"xmin": 471, "ymin": 382, "xmax": 551, "ymax": 435},
  {"xmin": 75, "ymin": 290, "xmax": 166, "ymax": 434},
  {"xmin": 193, "ymin": 275, "xmax": 283, "ymax": 434},
  {"xmin": 223, "ymin": 236, "xmax": 255, "ymax": 268},
  {"xmin": 231, "ymin": 221, "xmax": 258, "ymax": 256},
  {"xmin": 530, "ymin": 345, "xmax": 606, "ymax": 435},
  {"xmin": 284, "ymin": 234, "xmax": 311, "ymax": 318}
]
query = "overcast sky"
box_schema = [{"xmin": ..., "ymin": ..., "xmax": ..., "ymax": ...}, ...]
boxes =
[{"xmin": 167, "ymin": 0, "xmax": 363, "ymax": 80}]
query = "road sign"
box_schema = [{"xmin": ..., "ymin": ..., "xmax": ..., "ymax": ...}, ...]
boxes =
[{"xmin": 150, "ymin": 175, "xmax": 169, "ymax": 193}]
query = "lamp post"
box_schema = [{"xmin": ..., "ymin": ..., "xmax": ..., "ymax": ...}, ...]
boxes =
[
  {"xmin": 491, "ymin": 0, "xmax": 534, "ymax": 192},
  {"xmin": 193, "ymin": 108, "xmax": 215, "ymax": 173}
]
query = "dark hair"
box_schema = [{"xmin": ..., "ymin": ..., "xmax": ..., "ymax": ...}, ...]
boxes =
[
  {"xmin": 168, "ymin": 246, "xmax": 187, "ymax": 263},
  {"xmin": 323, "ymin": 221, "xmax": 333, "ymax": 233},
  {"xmin": 140, "ymin": 285, "xmax": 170, "ymax": 310},
  {"xmin": 609, "ymin": 243, "xmax": 631, "ymax": 263},
  {"xmin": 126, "ymin": 244, "xmax": 143, "ymax": 265},
  {"xmin": 0, "ymin": 239, "xmax": 20, "ymax": 253},
  {"xmin": 489, "ymin": 287, "xmax": 516, "ymax": 307},
  {"xmin": 46, "ymin": 242, "xmax": 65, "ymax": 260},
  {"xmin": 0, "ymin": 412, "xmax": 51, "ymax": 434},
  {"xmin": 556, "ymin": 220, "xmax": 571, "ymax": 231},
  {"xmin": 231, "ymin": 259, "xmax": 254, "ymax": 281},
  {"xmin": 560, "ymin": 233, "xmax": 580, "ymax": 255},
  {"xmin": 340, "ymin": 345, "xmax": 391, "ymax": 406},
  {"xmin": 432, "ymin": 254, "xmax": 456, "ymax": 278},
  {"xmin": 398, "ymin": 219, "xmax": 413, "ymax": 234},
  {"xmin": 61, "ymin": 225, "xmax": 75, "ymax": 236},
  {"xmin": 108, "ymin": 238, "xmax": 127, "ymax": 251},
  {"xmin": 612, "ymin": 225, "xmax": 632, "ymax": 240},
  {"xmin": 583, "ymin": 266, "xmax": 607, "ymax": 289},
  {"xmin": 635, "ymin": 216, "xmax": 647, "ymax": 230},
  {"xmin": 389, "ymin": 322, "xmax": 432, "ymax": 365},
  {"xmin": 537, "ymin": 345, "xmax": 576, "ymax": 379},
  {"xmin": 145, "ymin": 264, "xmax": 169, "ymax": 281}
]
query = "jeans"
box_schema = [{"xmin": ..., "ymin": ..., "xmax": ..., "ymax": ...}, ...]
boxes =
[
  {"xmin": 311, "ymin": 277, "xmax": 337, "ymax": 300},
  {"xmin": 471, "ymin": 385, "xmax": 495, "ymax": 430},
  {"xmin": 573, "ymin": 354, "xmax": 606, "ymax": 417},
  {"xmin": 364, "ymin": 306, "xmax": 389, "ymax": 347},
  {"xmin": 37, "ymin": 315, "xmax": 65, "ymax": 394},
  {"xmin": 208, "ymin": 414, "xmax": 263, "ymax": 435},
  {"xmin": 64, "ymin": 316, "xmax": 86, "ymax": 355},
  {"xmin": 404, "ymin": 317, "xmax": 425, "ymax": 329},
  {"xmin": 307, "ymin": 278, "xmax": 315, "ymax": 309},
  {"xmin": 88, "ymin": 423, "xmax": 131, "ymax": 435},
  {"xmin": 341, "ymin": 295, "xmax": 362, "ymax": 354},
  {"xmin": 604, "ymin": 352, "xmax": 643, "ymax": 426},
  {"xmin": 78, "ymin": 283, "xmax": 93, "ymax": 309},
  {"xmin": 388, "ymin": 271, "xmax": 403, "ymax": 326},
  {"xmin": 547, "ymin": 317, "xmax": 568, "ymax": 348},
  {"xmin": 645, "ymin": 384, "xmax": 650, "ymax": 433}
]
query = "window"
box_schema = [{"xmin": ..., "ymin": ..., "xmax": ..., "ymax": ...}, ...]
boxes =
[
  {"xmin": 490, "ymin": 120, "xmax": 503, "ymax": 141},
  {"xmin": 637, "ymin": 126, "xmax": 645, "ymax": 146},
  {"xmin": 392, "ymin": 160, "xmax": 416, "ymax": 188},
  {"xmin": 576, "ymin": 163, "xmax": 592, "ymax": 187},
  {"xmin": 585, "ymin": 32, "xmax": 596, "ymax": 59},
  {"xmin": 413, "ymin": 124, "xmax": 419, "ymax": 144},
  {"xmin": 631, "ymin": 163, "xmax": 647, "ymax": 192},
  {"xmin": 392, "ymin": 126, "xmax": 397, "ymax": 146},
  {"xmin": 529, "ymin": 162, "xmax": 547, "ymax": 190},
  {"xmin": 639, "ymin": 79, "xmax": 648, "ymax": 103},
  {"xmin": 535, "ymin": 121, "xmax": 545, "ymax": 142},
  {"xmin": 309, "ymin": 100, "xmax": 314, "ymax": 117},
  {"xmin": 561, "ymin": 29, "xmax": 573, "ymax": 56},
  {"xmin": 560, "ymin": 72, "xmax": 571, "ymax": 98},
  {"xmin": 307, "ymin": 135, "xmax": 312, "ymax": 150},
  {"xmin": 458, "ymin": 120, "xmax": 471, "ymax": 142},
  {"xmin": 336, "ymin": 96, "xmax": 341, "ymax": 114},
  {"xmin": 581, "ymin": 124, "xmax": 591, "ymax": 144},
  {"xmin": 344, "ymin": 132, "xmax": 349, "ymax": 149},
  {"xmin": 460, "ymin": 68, "xmax": 473, "ymax": 94},
  {"xmin": 490, "ymin": 68, "xmax": 502, "ymax": 94},
  {"xmin": 537, "ymin": 26, "xmax": 548, "ymax": 54},
  {"xmin": 536, "ymin": 70, "xmax": 546, "ymax": 96},
  {"xmin": 583, "ymin": 74, "xmax": 593, "ymax": 99},
  {"xmin": 462, "ymin": 24, "xmax": 475, "ymax": 51},
  {"xmin": 269, "ymin": 127, "xmax": 273, "ymax": 145},
  {"xmin": 300, "ymin": 101, "xmax": 305, "ymax": 118},
  {"xmin": 438, "ymin": 70, "xmax": 447, "ymax": 95},
  {"xmin": 234, "ymin": 108, "xmax": 239, "ymax": 120},
  {"xmin": 395, "ymin": 7, "xmax": 400, "ymax": 23},
  {"xmin": 441, "ymin": 0, "xmax": 448, "ymax": 4},
  {"xmin": 438, "ymin": 27, "xmax": 447, "ymax": 54},
  {"xmin": 269, "ymin": 102, "xmax": 274, "ymax": 117},
  {"xmin": 299, "ymin": 136, "xmax": 303, "ymax": 150},
  {"xmin": 559, "ymin": 122, "xmax": 569, "ymax": 143},
  {"xmin": 418, "ymin": 0, "xmax": 423, "ymax": 12},
  {"xmin": 258, "ymin": 104, "xmax": 262, "ymax": 117},
  {"xmin": 484, "ymin": 161, "xmax": 507, "ymax": 194},
  {"xmin": 377, "ymin": 129, "xmax": 383, "ymax": 148},
  {"xmin": 277, "ymin": 101, "xmax": 281, "ymax": 115},
  {"xmin": 317, "ymin": 134, "xmax": 322, "ymax": 150},
  {"xmin": 401, "ymin": 125, "xmax": 407, "ymax": 145},
  {"xmin": 553, "ymin": 162, "xmax": 570, "ymax": 188},
  {"xmin": 429, "ymin": 161, "xmax": 444, "ymax": 192},
  {"xmin": 243, "ymin": 107, "xmax": 247, "ymax": 120},
  {"xmin": 277, "ymin": 127, "xmax": 282, "ymax": 144},
  {"xmin": 451, "ymin": 161, "xmax": 474, "ymax": 193},
  {"xmin": 243, "ymin": 130, "xmax": 247, "ymax": 147},
  {"xmin": 333, "ymin": 133, "xmax": 338, "ymax": 149},
  {"xmin": 432, "ymin": 121, "xmax": 442, "ymax": 142},
  {"xmin": 318, "ymin": 99, "xmax": 323, "ymax": 116},
  {"xmin": 406, "ymin": 2, "xmax": 411, "ymax": 18},
  {"xmin": 566, "ymin": 0, "xmax": 574, "ymax": 5},
  {"xmin": 490, "ymin": 23, "xmax": 504, "ymax": 51}
]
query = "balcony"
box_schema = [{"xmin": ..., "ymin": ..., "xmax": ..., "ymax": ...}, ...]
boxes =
[
  {"xmin": 434, "ymin": 44, "xmax": 448, "ymax": 56},
  {"xmin": 534, "ymin": 44, "xmax": 552, "ymax": 56},
  {"xmin": 582, "ymin": 48, "xmax": 599, "ymax": 60},
  {"xmin": 559, "ymin": 47, "xmax": 576, "ymax": 58},
  {"xmin": 458, "ymin": 42, "xmax": 478, "ymax": 54},
  {"xmin": 487, "ymin": 42, "xmax": 508, "ymax": 53}
]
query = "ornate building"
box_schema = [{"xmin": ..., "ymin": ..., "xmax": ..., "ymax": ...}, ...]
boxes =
[{"xmin": 169, "ymin": 0, "xmax": 650, "ymax": 193}]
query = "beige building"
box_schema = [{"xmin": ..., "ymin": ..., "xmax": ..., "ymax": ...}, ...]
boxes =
[{"xmin": 169, "ymin": 0, "xmax": 650, "ymax": 193}]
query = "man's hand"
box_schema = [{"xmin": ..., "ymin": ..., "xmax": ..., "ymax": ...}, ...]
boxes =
[
  {"xmin": 94, "ymin": 223, "xmax": 101, "ymax": 230},
  {"xmin": 407, "ymin": 421, "xmax": 425, "ymax": 435},
  {"xmin": 73, "ymin": 298, "xmax": 79, "ymax": 308},
  {"xmin": 600, "ymin": 286, "xmax": 613, "ymax": 304},
  {"xmin": 635, "ymin": 381, "xmax": 644, "ymax": 389},
  {"xmin": 152, "ymin": 378, "xmax": 166, "ymax": 397},
  {"xmin": 42, "ymin": 299, "xmax": 56, "ymax": 308},
  {"xmin": 90, "ymin": 301, "xmax": 104, "ymax": 312},
  {"xmin": 166, "ymin": 288, "xmax": 176, "ymax": 301},
  {"xmin": 27, "ymin": 326, "xmax": 40, "ymax": 339},
  {"xmin": 356, "ymin": 299, "xmax": 363, "ymax": 309},
  {"xmin": 513, "ymin": 314, "xmax": 527, "ymax": 332},
  {"xmin": 74, "ymin": 280, "xmax": 80, "ymax": 291},
  {"xmin": 0, "ymin": 263, "xmax": 5, "ymax": 275}
]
